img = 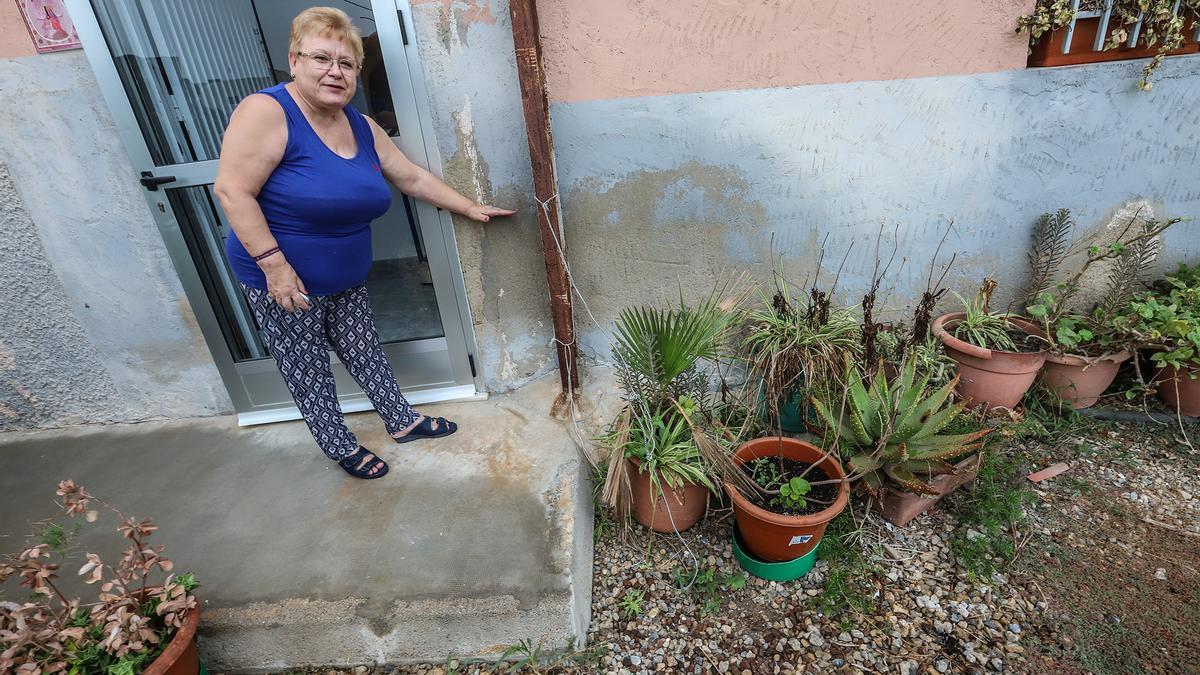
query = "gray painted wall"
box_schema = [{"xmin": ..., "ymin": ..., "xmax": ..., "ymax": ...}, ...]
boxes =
[
  {"xmin": 408, "ymin": 1, "xmax": 556, "ymax": 391},
  {"xmin": 0, "ymin": 51, "xmax": 231, "ymax": 431},
  {"xmin": 550, "ymin": 58, "xmax": 1200, "ymax": 356}
]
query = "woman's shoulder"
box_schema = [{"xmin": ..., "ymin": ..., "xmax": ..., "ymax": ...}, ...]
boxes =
[{"xmin": 231, "ymin": 90, "xmax": 287, "ymax": 125}]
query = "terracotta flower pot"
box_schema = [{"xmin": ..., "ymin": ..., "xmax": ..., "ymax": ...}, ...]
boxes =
[
  {"xmin": 723, "ymin": 437, "xmax": 849, "ymax": 562},
  {"xmin": 932, "ymin": 313, "xmax": 1047, "ymax": 411},
  {"xmin": 145, "ymin": 603, "xmax": 201, "ymax": 675},
  {"xmin": 628, "ymin": 458, "xmax": 709, "ymax": 532},
  {"xmin": 872, "ymin": 455, "xmax": 981, "ymax": 527},
  {"xmin": 1040, "ymin": 349, "xmax": 1132, "ymax": 409},
  {"xmin": 1153, "ymin": 363, "xmax": 1200, "ymax": 417}
]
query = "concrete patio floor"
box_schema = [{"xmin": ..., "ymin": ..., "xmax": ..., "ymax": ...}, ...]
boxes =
[{"xmin": 0, "ymin": 373, "xmax": 593, "ymax": 671}]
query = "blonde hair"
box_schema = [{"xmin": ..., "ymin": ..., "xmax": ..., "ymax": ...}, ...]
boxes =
[{"xmin": 289, "ymin": 7, "xmax": 364, "ymax": 66}]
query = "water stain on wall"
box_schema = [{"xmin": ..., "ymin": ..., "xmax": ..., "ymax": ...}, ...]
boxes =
[{"xmin": 564, "ymin": 160, "xmax": 773, "ymax": 326}]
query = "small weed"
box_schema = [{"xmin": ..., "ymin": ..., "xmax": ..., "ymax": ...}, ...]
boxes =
[
  {"xmin": 1008, "ymin": 388, "xmax": 1087, "ymax": 441},
  {"xmin": 673, "ymin": 565, "xmax": 745, "ymax": 615},
  {"xmin": 565, "ymin": 642, "xmax": 609, "ymax": 669},
  {"xmin": 1057, "ymin": 475, "xmax": 1094, "ymax": 496},
  {"xmin": 497, "ymin": 638, "xmax": 542, "ymax": 672},
  {"xmin": 591, "ymin": 465, "xmax": 615, "ymax": 543},
  {"xmin": 490, "ymin": 638, "xmax": 608, "ymax": 673},
  {"xmin": 947, "ymin": 449, "xmax": 1035, "ymax": 577},
  {"xmin": 619, "ymin": 589, "xmax": 645, "ymax": 617},
  {"xmin": 815, "ymin": 512, "xmax": 878, "ymax": 618}
]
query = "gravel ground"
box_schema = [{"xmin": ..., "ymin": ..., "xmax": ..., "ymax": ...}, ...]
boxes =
[{"xmin": 293, "ymin": 417, "xmax": 1198, "ymax": 675}]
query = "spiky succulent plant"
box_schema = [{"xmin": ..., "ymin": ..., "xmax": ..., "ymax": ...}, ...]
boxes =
[{"xmin": 811, "ymin": 360, "xmax": 991, "ymax": 496}]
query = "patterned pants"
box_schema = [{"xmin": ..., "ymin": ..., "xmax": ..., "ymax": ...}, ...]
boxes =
[{"xmin": 242, "ymin": 284, "xmax": 420, "ymax": 460}]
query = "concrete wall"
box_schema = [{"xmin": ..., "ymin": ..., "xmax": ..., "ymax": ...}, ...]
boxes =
[
  {"xmin": 539, "ymin": 0, "xmax": 1032, "ymax": 102},
  {"xmin": 408, "ymin": 0, "xmax": 556, "ymax": 390},
  {"xmin": 0, "ymin": 49, "xmax": 231, "ymax": 431},
  {"xmin": 549, "ymin": 56, "xmax": 1200, "ymax": 354}
]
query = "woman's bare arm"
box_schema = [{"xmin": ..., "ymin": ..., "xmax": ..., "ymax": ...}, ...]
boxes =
[
  {"xmin": 365, "ymin": 116, "xmax": 515, "ymax": 222},
  {"xmin": 214, "ymin": 95, "xmax": 310, "ymax": 311}
]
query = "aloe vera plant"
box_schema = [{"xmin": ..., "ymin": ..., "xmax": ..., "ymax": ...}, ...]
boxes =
[{"xmin": 811, "ymin": 360, "xmax": 992, "ymax": 496}]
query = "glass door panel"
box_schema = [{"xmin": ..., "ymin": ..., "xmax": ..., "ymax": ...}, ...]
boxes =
[{"xmin": 74, "ymin": 0, "xmax": 476, "ymax": 416}]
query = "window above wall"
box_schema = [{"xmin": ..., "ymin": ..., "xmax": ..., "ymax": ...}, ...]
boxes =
[{"xmin": 1027, "ymin": 0, "xmax": 1200, "ymax": 68}]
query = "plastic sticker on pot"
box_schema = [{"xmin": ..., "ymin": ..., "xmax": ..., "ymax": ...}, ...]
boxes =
[{"xmin": 788, "ymin": 534, "xmax": 813, "ymax": 546}]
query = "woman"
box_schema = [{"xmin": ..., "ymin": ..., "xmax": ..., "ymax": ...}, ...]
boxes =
[{"xmin": 214, "ymin": 7, "xmax": 513, "ymax": 479}]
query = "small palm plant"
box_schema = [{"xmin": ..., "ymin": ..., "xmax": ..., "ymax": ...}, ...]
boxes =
[
  {"xmin": 811, "ymin": 361, "xmax": 992, "ymax": 496},
  {"xmin": 601, "ymin": 289, "xmax": 758, "ymax": 524}
]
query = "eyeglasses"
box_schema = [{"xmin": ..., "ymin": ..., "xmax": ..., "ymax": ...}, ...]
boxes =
[{"xmin": 295, "ymin": 50, "xmax": 360, "ymax": 74}]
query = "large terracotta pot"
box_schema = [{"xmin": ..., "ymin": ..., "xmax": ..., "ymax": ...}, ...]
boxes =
[
  {"xmin": 1153, "ymin": 363, "xmax": 1200, "ymax": 417},
  {"xmin": 1040, "ymin": 349, "xmax": 1132, "ymax": 409},
  {"xmin": 873, "ymin": 455, "xmax": 981, "ymax": 527},
  {"xmin": 628, "ymin": 458, "xmax": 709, "ymax": 532},
  {"xmin": 932, "ymin": 313, "xmax": 1047, "ymax": 411},
  {"xmin": 723, "ymin": 437, "xmax": 848, "ymax": 562},
  {"xmin": 145, "ymin": 604, "xmax": 201, "ymax": 675}
]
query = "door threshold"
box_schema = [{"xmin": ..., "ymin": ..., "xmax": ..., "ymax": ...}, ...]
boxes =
[{"xmin": 236, "ymin": 385, "xmax": 486, "ymax": 427}]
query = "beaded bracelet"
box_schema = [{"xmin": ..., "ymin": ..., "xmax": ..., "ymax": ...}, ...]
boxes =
[{"xmin": 252, "ymin": 246, "xmax": 281, "ymax": 262}]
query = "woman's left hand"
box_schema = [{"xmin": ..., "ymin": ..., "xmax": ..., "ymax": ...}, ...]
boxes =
[{"xmin": 465, "ymin": 204, "xmax": 516, "ymax": 223}]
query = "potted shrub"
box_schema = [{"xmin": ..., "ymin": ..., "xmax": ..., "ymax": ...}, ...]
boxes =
[
  {"xmin": 1120, "ymin": 263, "xmax": 1200, "ymax": 416},
  {"xmin": 1021, "ymin": 209, "xmax": 1181, "ymax": 408},
  {"xmin": 1031, "ymin": 303, "xmax": 1132, "ymax": 409},
  {"xmin": 811, "ymin": 361, "xmax": 992, "ymax": 527},
  {"xmin": 600, "ymin": 293, "xmax": 756, "ymax": 533},
  {"xmin": 0, "ymin": 481, "xmax": 201, "ymax": 674},
  {"xmin": 932, "ymin": 280, "xmax": 1047, "ymax": 411},
  {"xmin": 743, "ymin": 274, "xmax": 859, "ymax": 434},
  {"xmin": 723, "ymin": 436, "xmax": 849, "ymax": 562}
]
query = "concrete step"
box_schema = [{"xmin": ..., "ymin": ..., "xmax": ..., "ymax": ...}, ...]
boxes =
[{"xmin": 0, "ymin": 374, "xmax": 592, "ymax": 671}]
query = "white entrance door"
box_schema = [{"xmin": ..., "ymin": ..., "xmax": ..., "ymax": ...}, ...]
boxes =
[{"xmin": 68, "ymin": 0, "xmax": 481, "ymax": 422}]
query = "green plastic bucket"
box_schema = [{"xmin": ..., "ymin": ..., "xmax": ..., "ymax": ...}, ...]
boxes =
[
  {"xmin": 732, "ymin": 525, "xmax": 820, "ymax": 581},
  {"xmin": 758, "ymin": 383, "xmax": 812, "ymax": 434}
]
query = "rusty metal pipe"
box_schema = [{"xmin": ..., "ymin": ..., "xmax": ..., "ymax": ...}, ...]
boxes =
[{"xmin": 509, "ymin": 0, "xmax": 579, "ymax": 397}]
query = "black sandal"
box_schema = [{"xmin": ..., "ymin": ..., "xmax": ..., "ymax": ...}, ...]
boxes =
[
  {"xmin": 338, "ymin": 446, "xmax": 389, "ymax": 479},
  {"xmin": 393, "ymin": 416, "xmax": 458, "ymax": 444}
]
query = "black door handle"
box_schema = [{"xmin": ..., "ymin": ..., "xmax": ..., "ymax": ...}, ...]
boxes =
[{"xmin": 139, "ymin": 171, "xmax": 177, "ymax": 191}]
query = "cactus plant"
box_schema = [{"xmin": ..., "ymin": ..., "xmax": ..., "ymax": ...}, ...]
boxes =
[{"xmin": 811, "ymin": 360, "xmax": 992, "ymax": 496}]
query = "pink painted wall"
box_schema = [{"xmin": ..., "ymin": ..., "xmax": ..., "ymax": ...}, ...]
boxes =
[
  {"xmin": 1, "ymin": 1, "xmax": 38, "ymax": 58},
  {"xmin": 538, "ymin": 0, "xmax": 1034, "ymax": 103}
]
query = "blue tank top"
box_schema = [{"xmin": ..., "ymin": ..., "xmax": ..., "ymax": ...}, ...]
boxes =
[{"xmin": 225, "ymin": 83, "xmax": 392, "ymax": 296}]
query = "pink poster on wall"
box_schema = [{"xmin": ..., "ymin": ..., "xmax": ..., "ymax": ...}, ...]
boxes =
[{"xmin": 15, "ymin": 0, "xmax": 80, "ymax": 53}]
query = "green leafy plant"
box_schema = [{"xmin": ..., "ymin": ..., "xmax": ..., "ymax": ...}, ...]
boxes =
[
  {"xmin": 745, "ymin": 456, "xmax": 814, "ymax": 510},
  {"xmin": 607, "ymin": 396, "xmax": 717, "ymax": 494},
  {"xmin": 498, "ymin": 638, "xmax": 543, "ymax": 672},
  {"xmin": 1018, "ymin": 0, "xmax": 1200, "ymax": 90},
  {"xmin": 1020, "ymin": 208, "xmax": 1177, "ymax": 356},
  {"xmin": 811, "ymin": 360, "xmax": 992, "ymax": 496},
  {"xmin": 619, "ymin": 589, "xmax": 645, "ymax": 618},
  {"xmin": 743, "ymin": 272, "xmax": 861, "ymax": 432},
  {"xmin": 947, "ymin": 448, "xmax": 1036, "ymax": 577},
  {"xmin": 879, "ymin": 328, "xmax": 956, "ymax": 389},
  {"xmin": 0, "ymin": 481, "xmax": 199, "ymax": 675},
  {"xmin": 949, "ymin": 283, "xmax": 1019, "ymax": 351},
  {"xmin": 673, "ymin": 566, "xmax": 745, "ymax": 615},
  {"xmin": 777, "ymin": 476, "xmax": 812, "ymax": 507},
  {"xmin": 1119, "ymin": 262, "xmax": 1200, "ymax": 371}
]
